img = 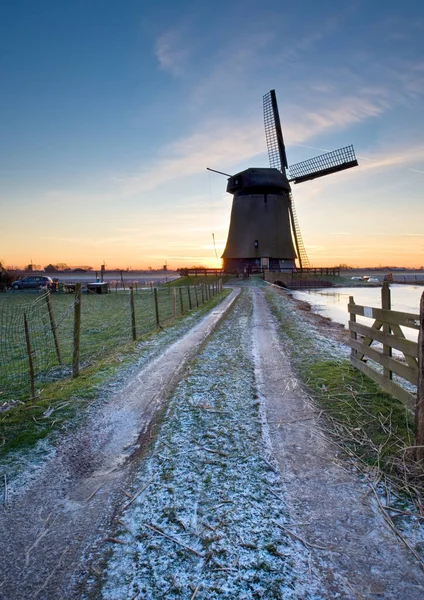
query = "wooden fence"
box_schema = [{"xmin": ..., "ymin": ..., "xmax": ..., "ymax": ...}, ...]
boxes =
[{"xmin": 348, "ymin": 283, "xmax": 424, "ymax": 459}]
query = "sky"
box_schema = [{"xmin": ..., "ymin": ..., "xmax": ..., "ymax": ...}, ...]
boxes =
[{"xmin": 1, "ymin": 0, "xmax": 423, "ymax": 270}]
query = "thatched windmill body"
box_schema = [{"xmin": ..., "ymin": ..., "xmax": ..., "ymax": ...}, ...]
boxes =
[{"xmin": 220, "ymin": 90, "xmax": 358, "ymax": 271}]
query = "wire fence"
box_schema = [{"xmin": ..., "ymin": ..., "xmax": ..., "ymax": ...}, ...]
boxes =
[{"xmin": 0, "ymin": 280, "xmax": 223, "ymax": 404}]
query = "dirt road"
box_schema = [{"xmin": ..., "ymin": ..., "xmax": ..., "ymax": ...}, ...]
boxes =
[{"xmin": 1, "ymin": 285, "xmax": 423, "ymax": 599}]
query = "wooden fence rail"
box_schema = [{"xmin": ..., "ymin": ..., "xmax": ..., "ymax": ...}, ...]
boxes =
[{"xmin": 348, "ymin": 282, "xmax": 424, "ymax": 460}]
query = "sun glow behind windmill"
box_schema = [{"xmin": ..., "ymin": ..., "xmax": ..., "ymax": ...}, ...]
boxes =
[
  {"xmin": 263, "ymin": 89, "xmax": 358, "ymax": 268},
  {"xmin": 208, "ymin": 90, "xmax": 358, "ymax": 272}
]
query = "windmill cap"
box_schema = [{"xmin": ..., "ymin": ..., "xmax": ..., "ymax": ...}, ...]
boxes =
[{"xmin": 227, "ymin": 167, "xmax": 290, "ymax": 195}]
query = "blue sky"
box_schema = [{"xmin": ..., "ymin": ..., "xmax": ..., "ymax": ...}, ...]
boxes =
[{"xmin": 1, "ymin": 0, "xmax": 423, "ymax": 268}]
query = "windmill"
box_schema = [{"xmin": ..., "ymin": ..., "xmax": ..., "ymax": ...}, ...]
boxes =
[{"xmin": 218, "ymin": 90, "xmax": 358, "ymax": 272}]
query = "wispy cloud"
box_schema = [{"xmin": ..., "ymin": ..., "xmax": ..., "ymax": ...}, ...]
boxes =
[
  {"xmin": 286, "ymin": 96, "xmax": 386, "ymax": 144},
  {"xmin": 113, "ymin": 118, "xmax": 265, "ymax": 195},
  {"xmin": 357, "ymin": 144, "xmax": 424, "ymax": 174},
  {"xmin": 113, "ymin": 90, "xmax": 399, "ymax": 196},
  {"xmin": 154, "ymin": 27, "xmax": 192, "ymax": 77},
  {"xmin": 125, "ymin": 13, "xmax": 424, "ymax": 198}
]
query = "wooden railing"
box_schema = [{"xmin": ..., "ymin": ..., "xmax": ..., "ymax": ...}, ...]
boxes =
[
  {"xmin": 179, "ymin": 268, "xmax": 225, "ymax": 277},
  {"xmin": 348, "ymin": 283, "xmax": 424, "ymax": 459},
  {"xmin": 292, "ymin": 267, "xmax": 340, "ymax": 276}
]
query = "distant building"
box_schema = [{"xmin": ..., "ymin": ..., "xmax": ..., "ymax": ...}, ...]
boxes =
[{"xmin": 44, "ymin": 264, "xmax": 58, "ymax": 273}]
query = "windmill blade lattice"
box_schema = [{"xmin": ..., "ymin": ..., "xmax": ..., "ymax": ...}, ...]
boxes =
[
  {"xmin": 263, "ymin": 90, "xmax": 310, "ymax": 269},
  {"xmin": 263, "ymin": 90, "xmax": 288, "ymax": 170},
  {"xmin": 289, "ymin": 192, "xmax": 310, "ymax": 268},
  {"xmin": 288, "ymin": 145, "xmax": 358, "ymax": 184}
]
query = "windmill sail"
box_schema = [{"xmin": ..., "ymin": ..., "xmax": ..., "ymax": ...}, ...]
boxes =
[
  {"xmin": 288, "ymin": 145, "xmax": 358, "ymax": 184},
  {"xmin": 263, "ymin": 90, "xmax": 310, "ymax": 268},
  {"xmin": 263, "ymin": 90, "xmax": 288, "ymax": 170},
  {"xmin": 288, "ymin": 192, "xmax": 310, "ymax": 269}
]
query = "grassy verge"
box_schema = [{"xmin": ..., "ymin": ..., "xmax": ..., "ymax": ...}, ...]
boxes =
[
  {"xmin": 265, "ymin": 288, "xmax": 419, "ymax": 491},
  {"xmin": 0, "ymin": 290, "xmax": 231, "ymax": 459}
]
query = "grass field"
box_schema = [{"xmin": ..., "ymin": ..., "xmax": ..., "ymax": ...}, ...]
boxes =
[{"xmin": 0, "ymin": 282, "xmax": 222, "ymax": 404}]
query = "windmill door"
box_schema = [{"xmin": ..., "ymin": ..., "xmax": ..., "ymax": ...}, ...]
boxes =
[{"xmin": 261, "ymin": 257, "xmax": 270, "ymax": 270}]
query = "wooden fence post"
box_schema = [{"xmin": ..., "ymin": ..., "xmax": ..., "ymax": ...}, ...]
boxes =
[
  {"xmin": 194, "ymin": 285, "xmax": 199, "ymax": 307},
  {"xmin": 45, "ymin": 290, "xmax": 62, "ymax": 365},
  {"xmin": 154, "ymin": 288, "xmax": 160, "ymax": 328},
  {"xmin": 23, "ymin": 313, "xmax": 35, "ymax": 398},
  {"xmin": 179, "ymin": 287, "xmax": 184, "ymax": 314},
  {"xmin": 130, "ymin": 287, "xmax": 137, "ymax": 341},
  {"xmin": 382, "ymin": 282, "xmax": 392, "ymax": 380},
  {"xmin": 187, "ymin": 286, "xmax": 192, "ymax": 310},
  {"xmin": 201, "ymin": 284, "xmax": 205, "ymax": 304},
  {"xmin": 416, "ymin": 292, "xmax": 424, "ymax": 461},
  {"xmin": 173, "ymin": 288, "xmax": 177, "ymax": 320},
  {"xmin": 72, "ymin": 283, "xmax": 82, "ymax": 378},
  {"xmin": 349, "ymin": 296, "xmax": 357, "ymax": 358}
]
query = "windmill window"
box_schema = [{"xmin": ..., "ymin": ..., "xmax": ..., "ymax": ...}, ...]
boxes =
[{"xmin": 254, "ymin": 240, "xmax": 259, "ymax": 249}]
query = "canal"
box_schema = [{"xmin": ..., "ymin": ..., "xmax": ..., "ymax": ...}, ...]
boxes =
[{"xmin": 291, "ymin": 284, "xmax": 424, "ymax": 341}]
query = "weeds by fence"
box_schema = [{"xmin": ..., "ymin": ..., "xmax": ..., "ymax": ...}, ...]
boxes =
[{"xmin": 0, "ymin": 281, "xmax": 223, "ymax": 404}]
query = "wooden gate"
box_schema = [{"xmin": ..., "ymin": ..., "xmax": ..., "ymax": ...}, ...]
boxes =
[{"xmin": 348, "ymin": 283, "xmax": 424, "ymax": 460}]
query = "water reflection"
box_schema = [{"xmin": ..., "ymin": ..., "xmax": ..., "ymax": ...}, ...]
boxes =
[{"xmin": 291, "ymin": 285, "xmax": 423, "ymax": 342}]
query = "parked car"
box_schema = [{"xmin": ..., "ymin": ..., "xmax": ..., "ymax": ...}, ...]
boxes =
[
  {"xmin": 350, "ymin": 276, "xmax": 364, "ymax": 281},
  {"xmin": 11, "ymin": 276, "xmax": 53, "ymax": 290},
  {"xmin": 367, "ymin": 277, "xmax": 380, "ymax": 283}
]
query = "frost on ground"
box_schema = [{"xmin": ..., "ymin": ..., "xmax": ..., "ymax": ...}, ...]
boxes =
[
  {"xmin": 263, "ymin": 286, "xmax": 424, "ymax": 592},
  {"xmin": 0, "ymin": 296, "xmax": 229, "ymax": 502},
  {"xmin": 3, "ymin": 284, "xmax": 424, "ymax": 599},
  {"xmin": 98, "ymin": 291, "xmax": 326, "ymax": 600},
  {"xmin": 0, "ymin": 292, "xmax": 238, "ymax": 600}
]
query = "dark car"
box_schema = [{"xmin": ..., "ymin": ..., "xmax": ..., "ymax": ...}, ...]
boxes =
[{"xmin": 12, "ymin": 276, "xmax": 53, "ymax": 290}]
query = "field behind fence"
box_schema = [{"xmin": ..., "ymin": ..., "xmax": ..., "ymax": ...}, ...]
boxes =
[{"xmin": 0, "ymin": 281, "xmax": 222, "ymax": 403}]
